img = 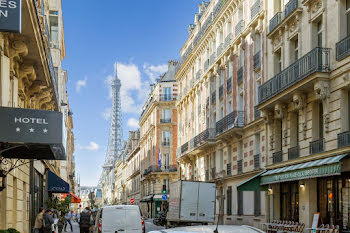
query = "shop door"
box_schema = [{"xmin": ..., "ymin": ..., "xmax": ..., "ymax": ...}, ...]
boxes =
[{"xmin": 155, "ymin": 201, "xmax": 162, "ymax": 216}]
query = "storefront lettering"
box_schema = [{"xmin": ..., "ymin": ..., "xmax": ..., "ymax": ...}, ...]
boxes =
[
  {"xmin": 14, "ymin": 117, "xmax": 49, "ymax": 124},
  {"xmin": 0, "ymin": 0, "xmax": 18, "ymax": 18}
]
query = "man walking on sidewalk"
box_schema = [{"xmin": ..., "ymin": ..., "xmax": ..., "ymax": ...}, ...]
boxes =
[
  {"xmin": 34, "ymin": 207, "xmax": 45, "ymax": 233},
  {"xmin": 78, "ymin": 207, "xmax": 93, "ymax": 233},
  {"xmin": 64, "ymin": 210, "xmax": 74, "ymax": 232}
]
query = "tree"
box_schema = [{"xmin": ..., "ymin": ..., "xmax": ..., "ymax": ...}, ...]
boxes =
[{"xmin": 88, "ymin": 191, "xmax": 96, "ymax": 209}]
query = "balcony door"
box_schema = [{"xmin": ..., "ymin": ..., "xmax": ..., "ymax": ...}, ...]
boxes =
[{"xmin": 164, "ymin": 87, "xmax": 171, "ymax": 100}]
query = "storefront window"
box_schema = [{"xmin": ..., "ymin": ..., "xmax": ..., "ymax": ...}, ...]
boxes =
[{"xmin": 280, "ymin": 182, "xmax": 299, "ymax": 221}]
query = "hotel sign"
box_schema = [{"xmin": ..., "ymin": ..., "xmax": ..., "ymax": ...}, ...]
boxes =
[
  {"xmin": 0, "ymin": 0, "xmax": 21, "ymax": 33},
  {"xmin": 261, "ymin": 163, "xmax": 341, "ymax": 185},
  {"xmin": 0, "ymin": 107, "xmax": 66, "ymax": 160}
]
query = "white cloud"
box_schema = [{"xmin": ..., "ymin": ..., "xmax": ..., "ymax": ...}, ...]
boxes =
[
  {"xmin": 76, "ymin": 77, "xmax": 87, "ymax": 92},
  {"xmin": 143, "ymin": 63, "xmax": 168, "ymax": 82},
  {"xmin": 78, "ymin": 141, "xmax": 99, "ymax": 151},
  {"xmin": 102, "ymin": 108, "xmax": 111, "ymax": 120},
  {"xmin": 127, "ymin": 118, "xmax": 139, "ymax": 128}
]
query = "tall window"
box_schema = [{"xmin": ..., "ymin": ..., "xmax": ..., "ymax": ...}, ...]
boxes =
[
  {"xmin": 227, "ymin": 145, "xmax": 232, "ymax": 165},
  {"xmin": 290, "ymin": 112, "xmax": 299, "ymax": 147},
  {"xmin": 274, "ymin": 49, "xmax": 282, "ymax": 75},
  {"xmin": 212, "ymin": 152, "xmax": 216, "ymax": 168},
  {"xmin": 237, "ymin": 191, "xmax": 243, "ymax": 215},
  {"xmin": 254, "ymin": 34, "xmax": 261, "ymax": 53},
  {"xmin": 163, "ymin": 131, "xmax": 170, "ymax": 145},
  {"xmin": 220, "ymin": 107, "xmax": 224, "ymax": 119},
  {"xmin": 239, "ymin": 49, "xmax": 244, "ymax": 68},
  {"xmin": 49, "ymin": 13, "xmax": 59, "ymax": 46},
  {"xmin": 255, "ymin": 133, "xmax": 261, "ymax": 154},
  {"xmin": 164, "ymin": 87, "xmax": 171, "ymax": 100},
  {"xmin": 319, "ymin": 102, "xmax": 324, "ymax": 139},
  {"xmin": 291, "ymin": 37, "xmax": 299, "ymax": 62},
  {"xmin": 317, "ymin": 21, "xmax": 323, "ymax": 47},
  {"xmin": 227, "ymin": 186, "xmax": 232, "ymax": 215},
  {"xmin": 238, "ymin": 141, "xmax": 243, "ymax": 160},
  {"xmin": 163, "ymin": 109, "xmax": 171, "ymax": 121},
  {"xmin": 162, "ymin": 153, "xmax": 169, "ymax": 168},
  {"xmin": 219, "ymin": 149, "xmax": 224, "ymax": 171}
]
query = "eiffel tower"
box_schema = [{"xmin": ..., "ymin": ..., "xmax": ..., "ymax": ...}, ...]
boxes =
[{"xmin": 99, "ymin": 64, "xmax": 123, "ymax": 187}]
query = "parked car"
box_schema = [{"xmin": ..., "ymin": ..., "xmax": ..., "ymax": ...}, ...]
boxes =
[
  {"xmin": 148, "ymin": 225, "xmax": 265, "ymax": 233},
  {"xmin": 94, "ymin": 205, "xmax": 145, "ymax": 233}
]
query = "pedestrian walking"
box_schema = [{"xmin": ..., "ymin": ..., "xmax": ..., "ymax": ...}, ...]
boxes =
[
  {"xmin": 34, "ymin": 207, "xmax": 45, "ymax": 233},
  {"xmin": 43, "ymin": 210, "xmax": 54, "ymax": 233},
  {"xmin": 78, "ymin": 207, "xmax": 93, "ymax": 233},
  {"xmin": 64, "ymin": 210, "xmax": 74, "ymax": 232}
]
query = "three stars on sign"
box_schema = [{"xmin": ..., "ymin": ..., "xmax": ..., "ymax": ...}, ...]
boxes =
[{"xmin": 15, "ymin": 127, "xmax": 48, "ymax": 133}]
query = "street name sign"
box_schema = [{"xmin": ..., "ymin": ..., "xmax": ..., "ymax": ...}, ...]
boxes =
[{"xmin": 0, "ymin": 0, "xmax": 21, "ymax": 33}]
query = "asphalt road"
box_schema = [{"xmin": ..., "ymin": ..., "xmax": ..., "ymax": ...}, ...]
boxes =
[{"xmin": 145, "ymin": 219, "xmax": 166, "ymax": 232}]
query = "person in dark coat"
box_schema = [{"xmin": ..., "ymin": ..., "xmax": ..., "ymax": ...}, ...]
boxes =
[
  {"xmin": 79, "ymin": 207, "xmax": 93, "ymax": 233},
  {"xmin": 43, "ymin": 210, "xmax": 54, "ymax": 233}
]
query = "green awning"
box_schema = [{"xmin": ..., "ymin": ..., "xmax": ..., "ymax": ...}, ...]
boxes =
[
  {"xmin": 140, "ymin": 195, "xmax": 153, "ymax": 202},
  {"xmin": 237, "ymin": 171, "xmax": 268, "ymax": 192},
  {"xmin": 261, "ymin": 154, "xmax": 347, "ymax": 185}
]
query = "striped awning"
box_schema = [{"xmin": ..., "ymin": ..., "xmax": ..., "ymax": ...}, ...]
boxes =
[{"xmin": 260, "ymin": 154, "xmax": 347, "ymax": 185}]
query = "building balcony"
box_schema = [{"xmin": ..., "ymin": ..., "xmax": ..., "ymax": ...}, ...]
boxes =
[
  {"xmin": 237, "ymin": 66, "xmax": 244, "ymax": 84},
  {"xmin": 159, "ymin": 94, "xmax": 177, "ymax": 101},
  {"xmin": 336, "ymin": 36, "xmax": 350, "ymax": 61},
  {"xmin": 288, "ymin": 145, "xmax": 299, "ymax": 160},
  {"xmin": 338, "ymin": 131, "xmax": 350, "ymax": 148},
  {"xmin": 253, "ymin": 51, "xmax": 261, "ymax": 72},
  {"xmin": 269, "ymin": 12, "xmax": 282, "ymax": 33},
  {"xmin": 181, "ymin": 142, "xmax": 188, "ymax": 154},
  {"xmin": 254, "ymin": 106, "xmax": 261, "ymax": 120},
  {"xmin": 251, "ymin": 0, "xmax": 261, "ymax": 20},
  {"xmin": 254, "ymin": 154, "xmax": 260, "ymax": 170},
  {"xmin": 162, "ymin": 141, "xmax": 170, "ymax": 147},
  {"xmin": 237, "ymin": 160, "xmax": 243, "ymax": 174},
  {"xmin": 258, "ymin": 47, "xmax": 331, "ymax": 105},
  {"xmin": 211, "ymin": 167, "xmax": 216, "ymax": 179},
  {"xmin": 227, "ymin": 163, "xmax": 232, "ymax": 176},
  {"xmin": 235, "ymin": 20, "xmax": 245, "ymax": 37},
  {"xmin": 160, "ymin": 118, "xmax": 171, "ymax": 123},
  {"xmin": 269, "ymin": 0, "xmax": 301, "ymax": 35},
  {"xmin": 211, "ymin": 91, "xmax": 216, "ymax": 104},
  {"xmin": 219, "ymin": 85, "xmax": 224, "ymax": 99},
  {"xmin": 216, "ymin": 111, "xmax": 245, "ymax": 136},
  {"xmin": 273, "ymin": 151, "xmax": 283, "ymax": 163},
  {"xmin": 210, "ymin": 52, "xmax": 216, "ymax": 66},
  {"xmin": 204, "ymin": 60, "xmax": 209, "ymax": 72},
  {"xmin": 217, "ymin": 43, "xmax": 223, "ymax": 57},
  {"xmin": 196, "ymin": 70, "xmax": 202, "ymax": 81},
  {"xmin": 227, "ymin": 78, "xmax": 232, "ymax": 92},
  {"xmin": 310, "ymin": 138, "xmax": 324, "ymax": 154},
  {"xmin": 224, "ymin": 33, "xmax": 232, "ymax": 50},
  {"xmin": 188, "ymin": 128, "xmax": 216, "ymax": 154},
  {"xmin": 143, "ymin": 165, "xmax": 177, "ymax": 176}
]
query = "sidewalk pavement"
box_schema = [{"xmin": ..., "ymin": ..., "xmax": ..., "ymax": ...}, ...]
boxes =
[{"xmin": 62, "ymin": 221, "xmax": 80, "ymax": 233}]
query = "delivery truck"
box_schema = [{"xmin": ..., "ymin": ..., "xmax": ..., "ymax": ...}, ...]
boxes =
[{"xmin": 167, "ymin": 180, "xmax": 216, "ymax": 226}]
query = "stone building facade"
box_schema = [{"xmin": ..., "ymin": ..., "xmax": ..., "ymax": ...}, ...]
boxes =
[
  {"xmin": 0, "ymin": 0, "xmax": 75, "ymax": 232},
  {"xmin": 175, "ymin": 0, "xmax": 267, "ymax": 228},
  {"xmin": 139, "ymin": 61, "xmax": 179, "ymax": 218}
]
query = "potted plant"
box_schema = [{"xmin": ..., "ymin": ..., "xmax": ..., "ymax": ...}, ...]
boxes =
[{"xmin": 47, "ymin": 196, "xmax": 72, "ymax": 233}]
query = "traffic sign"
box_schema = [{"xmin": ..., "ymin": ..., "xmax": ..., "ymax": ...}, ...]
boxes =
[
  {"xmin": 130, "ymin": 198, "xmax": 135, "ymax": 204},
  {"xmin": 162, "ymin": 194, "xmax": 168, "ymax": 200}
]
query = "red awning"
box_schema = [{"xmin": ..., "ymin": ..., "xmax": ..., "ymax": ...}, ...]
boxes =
[{"xmin": 61, "ymin": 193, "xmax": 81, "ymax": 203}]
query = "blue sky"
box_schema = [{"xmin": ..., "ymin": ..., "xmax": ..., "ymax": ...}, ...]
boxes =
[{"xmin": 62, "ymin": 0, "xmax": 203, "ymax": 186}]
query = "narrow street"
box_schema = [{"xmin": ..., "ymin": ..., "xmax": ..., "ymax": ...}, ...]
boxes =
[{"xmin": 145, "ymin": 219, "xmax": 166, "ymax": 233}]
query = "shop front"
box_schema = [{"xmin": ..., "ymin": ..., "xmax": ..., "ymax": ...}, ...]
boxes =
[
  {"xmin": 261, "ymin": 154, "xmax": 350, "ymax": 231},
  {"xmin": 140, "ymin": 195, "xmax": 153, "ymax": 218}
]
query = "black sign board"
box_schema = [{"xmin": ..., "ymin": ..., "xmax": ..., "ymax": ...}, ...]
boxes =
[
  {"xmin": 0, "ymin": 0, "xmax": 21, "ymax": 33},
  {"xmin": 0, "ymin": 107, "xmax": 66, "ymax": 160}
]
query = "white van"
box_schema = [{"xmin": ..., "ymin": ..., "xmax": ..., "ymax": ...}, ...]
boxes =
[{"xmin": 95, "ymin": 205, "xmax": 145, "ymax": 233}]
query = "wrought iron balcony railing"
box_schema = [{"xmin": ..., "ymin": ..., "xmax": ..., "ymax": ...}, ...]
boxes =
[
  {"xmin": 251, "ymin": 0, "xmax": 261, "ymax": 20},
  {"xmin": 253, "ymin": 51, "xmax": 261, "ymax": 71},
  {"xmin": 217, "ymin": 43, "xmax": 223, "ymax": 57},
  {"xmin": 336, "ymin": 36, "xmax": 350, "ymax": 61},
  {"xmin": 210, "ymin": 52, "xmax": 216, "ymax": 66},
  {"xmin": 211, "ymin": 91, "xmax": 216, "ymax": 104},
  {"xmin": 227, "ymin": 78, "xmax": 232, "ymax": 92},
  {"xmin": 235, "ymin": 20, "xmax": 245, "ymax": 37},
  {"xmin": 181, "ymin": 142, "xmax": 188, "ymax": 154},
  {"xmin": 193, "ymin": 128, "xmax": 216, "ymax": 148},
  {"xmin": 237, "ymin": 66, "xmax": 244, "ymax": 84},
  {"xmin": 273, "ymin": 151, "xmax": 283, "ymax": 163},
  {"xmin": 237, "ymin": 160, "xmax": 243, "ymax": 174},
  {"xmin": 227, "ymin": 163, "xmax": 232, "ymax": 176},
  {"xmin": 310, "ymin": 138, "xmax": 324, "ymax": 154},
  {"xmin": 258, "ymin": 47, "xmax": 330, "ymax": 104},
  {"xmin": 160, "ymin": 118, "xmax": 171, "ymax": 123},
  {"xmin": 219, "ymin": 85, "xmax": 224, "ymax": 99},
  {"xmin": 160, "ymin": 94, "xmax": 176, "ymax": 101},
  {"xmin": 284, "ymin": 0, "xmax": 298, "ymax": 19},
  {"xmin": 162, "ymin": 141, "xmax": 170, "ymax": 146},
  {"xmin": 224, "ymin": 33, "xmax": 232, "ymax": 50},
  {"xmin": 254, "ymin": 154, "xmax": 260, "ymax": 170},
  {"xmin": 338, "ymin": 131, "xmax": 350, "ymax": 148},
  {"xmin": 196, "ymin": 70, "xmax": 202, "ymax": 81},
  {"xmin": 254, "ymin": 106, "xmax": 261, "ymax": 120},
  {"xmin": 288, "ymin": 145, "xmax": 299, "ymax": 160},
  {"xmin": 143, "ymin": 165, "xmax": 177, "ymax": 176},
  {"xmin": 216, "ymin": 111, "xmax": 245, "ymax": 135},
  {"xmin": 269, "ymin": 12, "xmax": 282, "ymax": 33},
  {"xmin": 205, "ymin": 169, "xmax": 210, "ymax": 181}
]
